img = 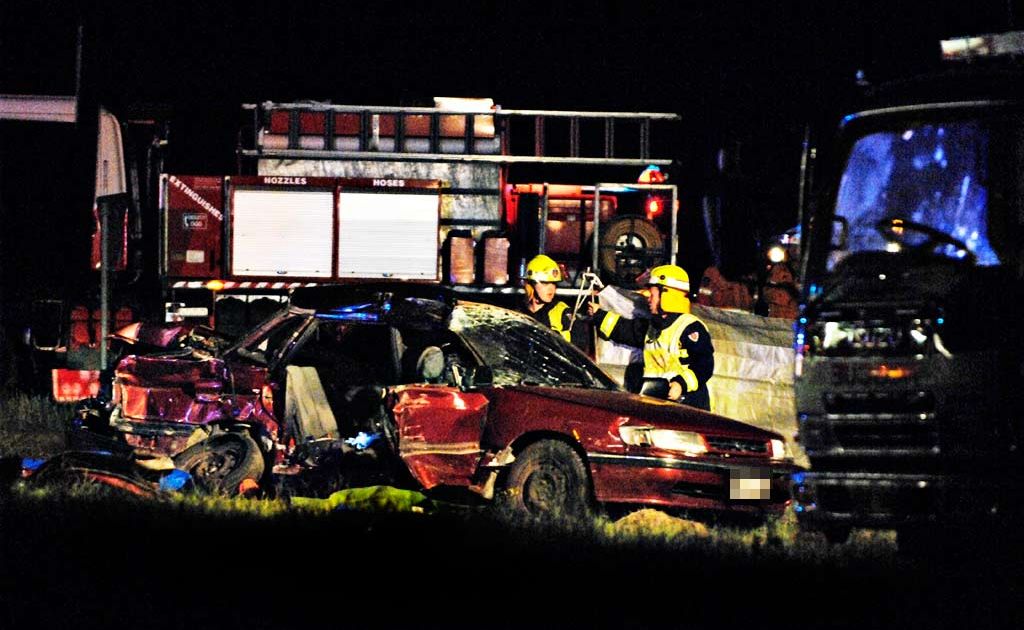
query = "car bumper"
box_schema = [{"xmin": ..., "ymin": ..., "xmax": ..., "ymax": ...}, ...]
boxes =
[
  {"xmin": 791, "ymin": 471, "xmax": 1005, "ymax": 529},
  {"xmin": 111, "ymin": 419, "xmax": 206, "ymax": 456},
  {"xmin": 588, "ymin": 452, "xmax": 794, "ymax": 514}
]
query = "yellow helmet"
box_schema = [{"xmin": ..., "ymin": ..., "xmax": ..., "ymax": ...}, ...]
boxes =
[
  {"xmin": 524, "ymin": 254, "xmax": 562, "ymax": 283},
  {"xmin": 647, "ymin": 264, "xmax": 691, "ymax": 313}
]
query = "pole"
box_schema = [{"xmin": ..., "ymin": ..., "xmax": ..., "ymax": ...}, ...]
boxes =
[{"xmin": 99, "ymin": 194, "xmax": 110, "ymax": 372}]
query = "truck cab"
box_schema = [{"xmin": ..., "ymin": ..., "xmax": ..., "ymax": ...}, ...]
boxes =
[{"xmin": 791, "ymin": 32, "xmax": 1024, "ymax": 545}]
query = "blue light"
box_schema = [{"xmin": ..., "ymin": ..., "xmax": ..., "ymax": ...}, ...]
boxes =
[
  {"xmin": 344, "ymin": 431, "xmax": 381, "ymax": 450},
  {"xmin": 318, "ymin": 311, "xmax": 380, "ymax": 322},
  {"xmin": 21, "ymin": 457, "xmax": 45, "ymax": 471},
  {"xmin": 792, "ymin": 471, "xmax": 805, "ymax": 484},
  {"xmin": 159, "ymin": 469, "xmax": 193, "ymax": 492},
  {"xmin": 936, "ymin": 317, "xmax": 944, "ymax": 325},
  {"xmin": 799, "ymin": 317, "xmax": 807, "ymax": 324},
  {"xmin": 794, "ymin": 504, "xmax": 804, "ymax": 513},
  {"xmin": 841, "ymin": 114, "xmax": 857, "ymax": 126}
]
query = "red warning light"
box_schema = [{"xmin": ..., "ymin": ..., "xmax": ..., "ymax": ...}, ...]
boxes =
[{"xmin": 645, "ymin": 195, "xmax": 663, "ymax": 219}]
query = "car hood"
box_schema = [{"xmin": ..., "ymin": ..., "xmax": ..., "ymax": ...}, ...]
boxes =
[{"xmin": 517, "ymin": 386, "xmax": 782, "ymax": 440}]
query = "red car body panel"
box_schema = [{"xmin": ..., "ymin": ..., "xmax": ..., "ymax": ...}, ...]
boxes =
[
  {"xmin": 480, "ymin": 387, "xmax": 789, "ymax": 514},
  {"xmin": 392, "ymin": 385, "xmax": 489, "ymax": 489},
  {"xmin": 113, "ymin": 355, "xmax": 278, "ymax": 454}
]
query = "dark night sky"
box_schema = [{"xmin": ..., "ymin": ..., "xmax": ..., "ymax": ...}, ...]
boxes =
[{"xmin": 2, "ymin": 0, "xmax": 1023, "ymax": 299}]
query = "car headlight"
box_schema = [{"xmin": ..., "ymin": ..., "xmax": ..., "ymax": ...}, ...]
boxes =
[
  {"xmin": 769, "ymin": 439, "xmax": 786, "ymax": 460},
  {"xmin": 619, "ymin": 426, "xmax": 708, "ymax": 456}
]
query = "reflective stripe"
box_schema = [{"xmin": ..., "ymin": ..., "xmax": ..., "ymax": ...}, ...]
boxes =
[
  {"xmin": 643, "ymin": 313, "xmax": 701, "ymax": 381},
  {"xmin": 548, "ymin": 302, "xmax": 571, "ymax": 342},
  {"xmin": 681, "ymin": 367, "xmax": 699, "ymax": 392},
  {"xmin": 599, "ymin": 311, "xmax": 621, "ymax": 337}
]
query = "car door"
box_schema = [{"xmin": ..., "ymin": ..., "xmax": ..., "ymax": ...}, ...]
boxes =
[{"xmin": 390, "ymin": 337, "xmax": 490, "ymax": 489}]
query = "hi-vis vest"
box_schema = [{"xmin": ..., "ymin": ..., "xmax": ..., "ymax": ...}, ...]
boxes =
[
  {"xmin": 547, "ymin": 302, "xmax": 571, "ymax": 342},
  {"xmin": 643, "ymin": 312, "xmax": 702, "ymax": 392}
]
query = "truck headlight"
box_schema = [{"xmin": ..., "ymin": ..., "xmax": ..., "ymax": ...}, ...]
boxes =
[
  {"xmin": 770, "ymin": 439, "xmax": 786, "ymax": 460},
  {"xmin": 619, "ymin": 426, "xmax": 708, "ymax": 456}
]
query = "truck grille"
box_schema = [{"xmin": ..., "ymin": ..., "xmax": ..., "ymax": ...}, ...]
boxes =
[
  {"xmin": 824, "ymin": 390, "xmax": 934, "ymax": 414},
  {"xmin": 706, "ymin": 436, "xmax": 768, "ymax": 455},
  {"xmin": 830, "ymin": 419, "xmax": 939, "ymax": 452}
]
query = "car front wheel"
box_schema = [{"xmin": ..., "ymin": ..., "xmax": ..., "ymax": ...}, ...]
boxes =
[
  {"xmin": 499, "ymin": 440, "xmax": 592, "ymax": 521},
  {"xmin": 174, "ymin": 432, "xmax": 265, "ymax": 495}
]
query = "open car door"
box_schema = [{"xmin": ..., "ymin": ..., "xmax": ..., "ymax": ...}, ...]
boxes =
[{"xmin": 390, "ymin": 340, "xmax": 489, "ymax": 489}]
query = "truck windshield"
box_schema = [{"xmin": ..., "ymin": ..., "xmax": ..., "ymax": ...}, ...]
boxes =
[{"xmin": 832, "ymin": 118, "xmax": 1006, "ymax": 268}]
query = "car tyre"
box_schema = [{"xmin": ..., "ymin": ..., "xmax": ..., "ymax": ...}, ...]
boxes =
[
  {"xmin": 174, "ymin": 432, "xmax": 265, "ymax": 495},
  {"xmin": 499, "ymin": 440, "xmax": 592, "ymax": 521}
]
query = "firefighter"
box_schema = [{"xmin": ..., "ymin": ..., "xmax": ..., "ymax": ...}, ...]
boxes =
[
  {"xmin": 590, "ymin": 264, "xmax": 714, "ymax": 410},
  {"xmin": 522, "ymin": 254, "xmax": 585, "ymax": 349}
]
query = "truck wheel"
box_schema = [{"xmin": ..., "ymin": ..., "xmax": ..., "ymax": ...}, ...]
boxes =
[
  {"xmin": 499, "ymin": 440, "xmax": 592, "ymax": 521},
  {"xmin": 174, "ymin": 432, "xmax": 264, "ymax": 495},
  {"xmin": 598, "ymin": 216, "xmax": 664, "ymax": 285}
]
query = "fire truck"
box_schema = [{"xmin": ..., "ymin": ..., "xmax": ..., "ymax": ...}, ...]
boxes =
[{"xmin": 2, "ymin": 95, "xmax": 681, "ymax": 400}]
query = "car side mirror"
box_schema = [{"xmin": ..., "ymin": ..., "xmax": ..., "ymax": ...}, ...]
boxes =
[{"xmin": 461, "ymin": 365, "xmax": 493, "ymax": 390}]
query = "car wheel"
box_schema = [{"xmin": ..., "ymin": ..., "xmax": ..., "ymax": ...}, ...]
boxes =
[
  {"xmin": 174, "ymin": 432, "xmax": 265, "ymax": 495},
  {"xmin": 500, "ymin": 440, "xmax": 592, "ymax": 521}
]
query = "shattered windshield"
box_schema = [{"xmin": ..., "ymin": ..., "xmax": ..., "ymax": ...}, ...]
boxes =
[
  {"xmin": 450, "ymin": 303, "xmax": 617, "ymax": 389},
  {"xmin": 833, "ymin": 118, "xmax": 1009, "ymax": 268}
]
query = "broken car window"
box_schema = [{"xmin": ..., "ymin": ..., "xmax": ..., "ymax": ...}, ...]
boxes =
[{"xmin": 450, "ymin": 304, "xmax": 617, "ymax": 389}]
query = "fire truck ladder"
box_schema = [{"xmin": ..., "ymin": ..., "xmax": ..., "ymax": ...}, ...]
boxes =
[{"xmin": 239, "ymin": 101, "xmax": 680, "ymax": 167}]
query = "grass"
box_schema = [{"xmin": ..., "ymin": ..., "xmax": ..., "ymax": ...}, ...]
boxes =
[
  {"xmin": 0, "ymin": 393, "xmax": 1017, "ymax": 630},
  {"xmin": 0, "ymin": 390, "xmax": 910, "ymax": 564},
  {"xmin": 0, "ymin": 391, "xmax": 71, "ymax": 457}
]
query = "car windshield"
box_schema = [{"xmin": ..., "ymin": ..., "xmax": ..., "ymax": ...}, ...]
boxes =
[
  {"xmin": 450, "ymin": 303, "xmax": 617, "ymax": 389},
  {"xmin": 228, "ymin": 308, "xmax": 311, "ymax": 366},
  {"xmin": 831, "ymin": 115, "xmax": 1023, "ymax": 269}
]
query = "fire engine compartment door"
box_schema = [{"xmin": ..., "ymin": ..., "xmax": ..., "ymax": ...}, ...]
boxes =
[
  {"xmin": 337, "ymin": 190, "xmax": 440, "ymax": 280},
  {"xmin": 231, "ymin": 187, "xmax": 335, "ymax": 277},
  {"xmin": 164, "ymin": 175, "xmax": 225, "ymax": 278},
  {"xmin": 391, "ymin": 385, "xmax": 488, "ymax": 489}
]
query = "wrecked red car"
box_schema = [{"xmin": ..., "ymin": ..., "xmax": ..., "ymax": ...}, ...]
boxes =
[{"xmin": 80, "ymin": 287, "xmax": 794, "ymax": 518}]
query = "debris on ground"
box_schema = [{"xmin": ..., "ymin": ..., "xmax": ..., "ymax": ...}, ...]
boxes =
[
  {"xmin": 290, "ymin": 485, "xmax": 431, "ymax": 513},
  {"xmin": 608, "ymin": 508, "xmax": 710, "ymax": 539}
]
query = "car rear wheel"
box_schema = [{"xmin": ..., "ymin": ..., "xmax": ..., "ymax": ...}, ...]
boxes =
[
  {"xmin": 499, "ymin": 440, "xmax": 592, "ymax": 521},
  {"xmin": 174, "ymin": 432, "xmax": 265, "ymax": 495}
]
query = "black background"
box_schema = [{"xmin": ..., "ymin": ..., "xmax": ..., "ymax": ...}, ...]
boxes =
[{"xmin": 2, "ymin": 0, "xmax": 1022, "ymax": 301}]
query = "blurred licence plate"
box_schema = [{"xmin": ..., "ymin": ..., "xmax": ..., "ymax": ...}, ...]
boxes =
[{"xmin": 729, "ymin": 466, "xmax": 771, "ymax": 500}]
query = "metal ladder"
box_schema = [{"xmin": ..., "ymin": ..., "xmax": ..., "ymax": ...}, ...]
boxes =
[{"xmin": 240, "ymin": 101, "xmax": 680, "ymax": 167}]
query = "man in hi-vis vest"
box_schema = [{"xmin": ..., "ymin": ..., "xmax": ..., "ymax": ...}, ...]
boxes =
[
  {"xmin": 591, "ymin": 264, "xmax": 714, "ymax": 410},
  {"xmin": 522, "ymin": 254, "xmax": 587, "ymax": 350}
]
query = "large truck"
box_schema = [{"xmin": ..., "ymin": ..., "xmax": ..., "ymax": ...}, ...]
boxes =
[
  {"xmin": 2, "ymin": 95, "xmax": 681, "ymax": 399},
  {"xmin": 790, "ymin": 32, "xmax": 1024, "ymax": 547}
]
